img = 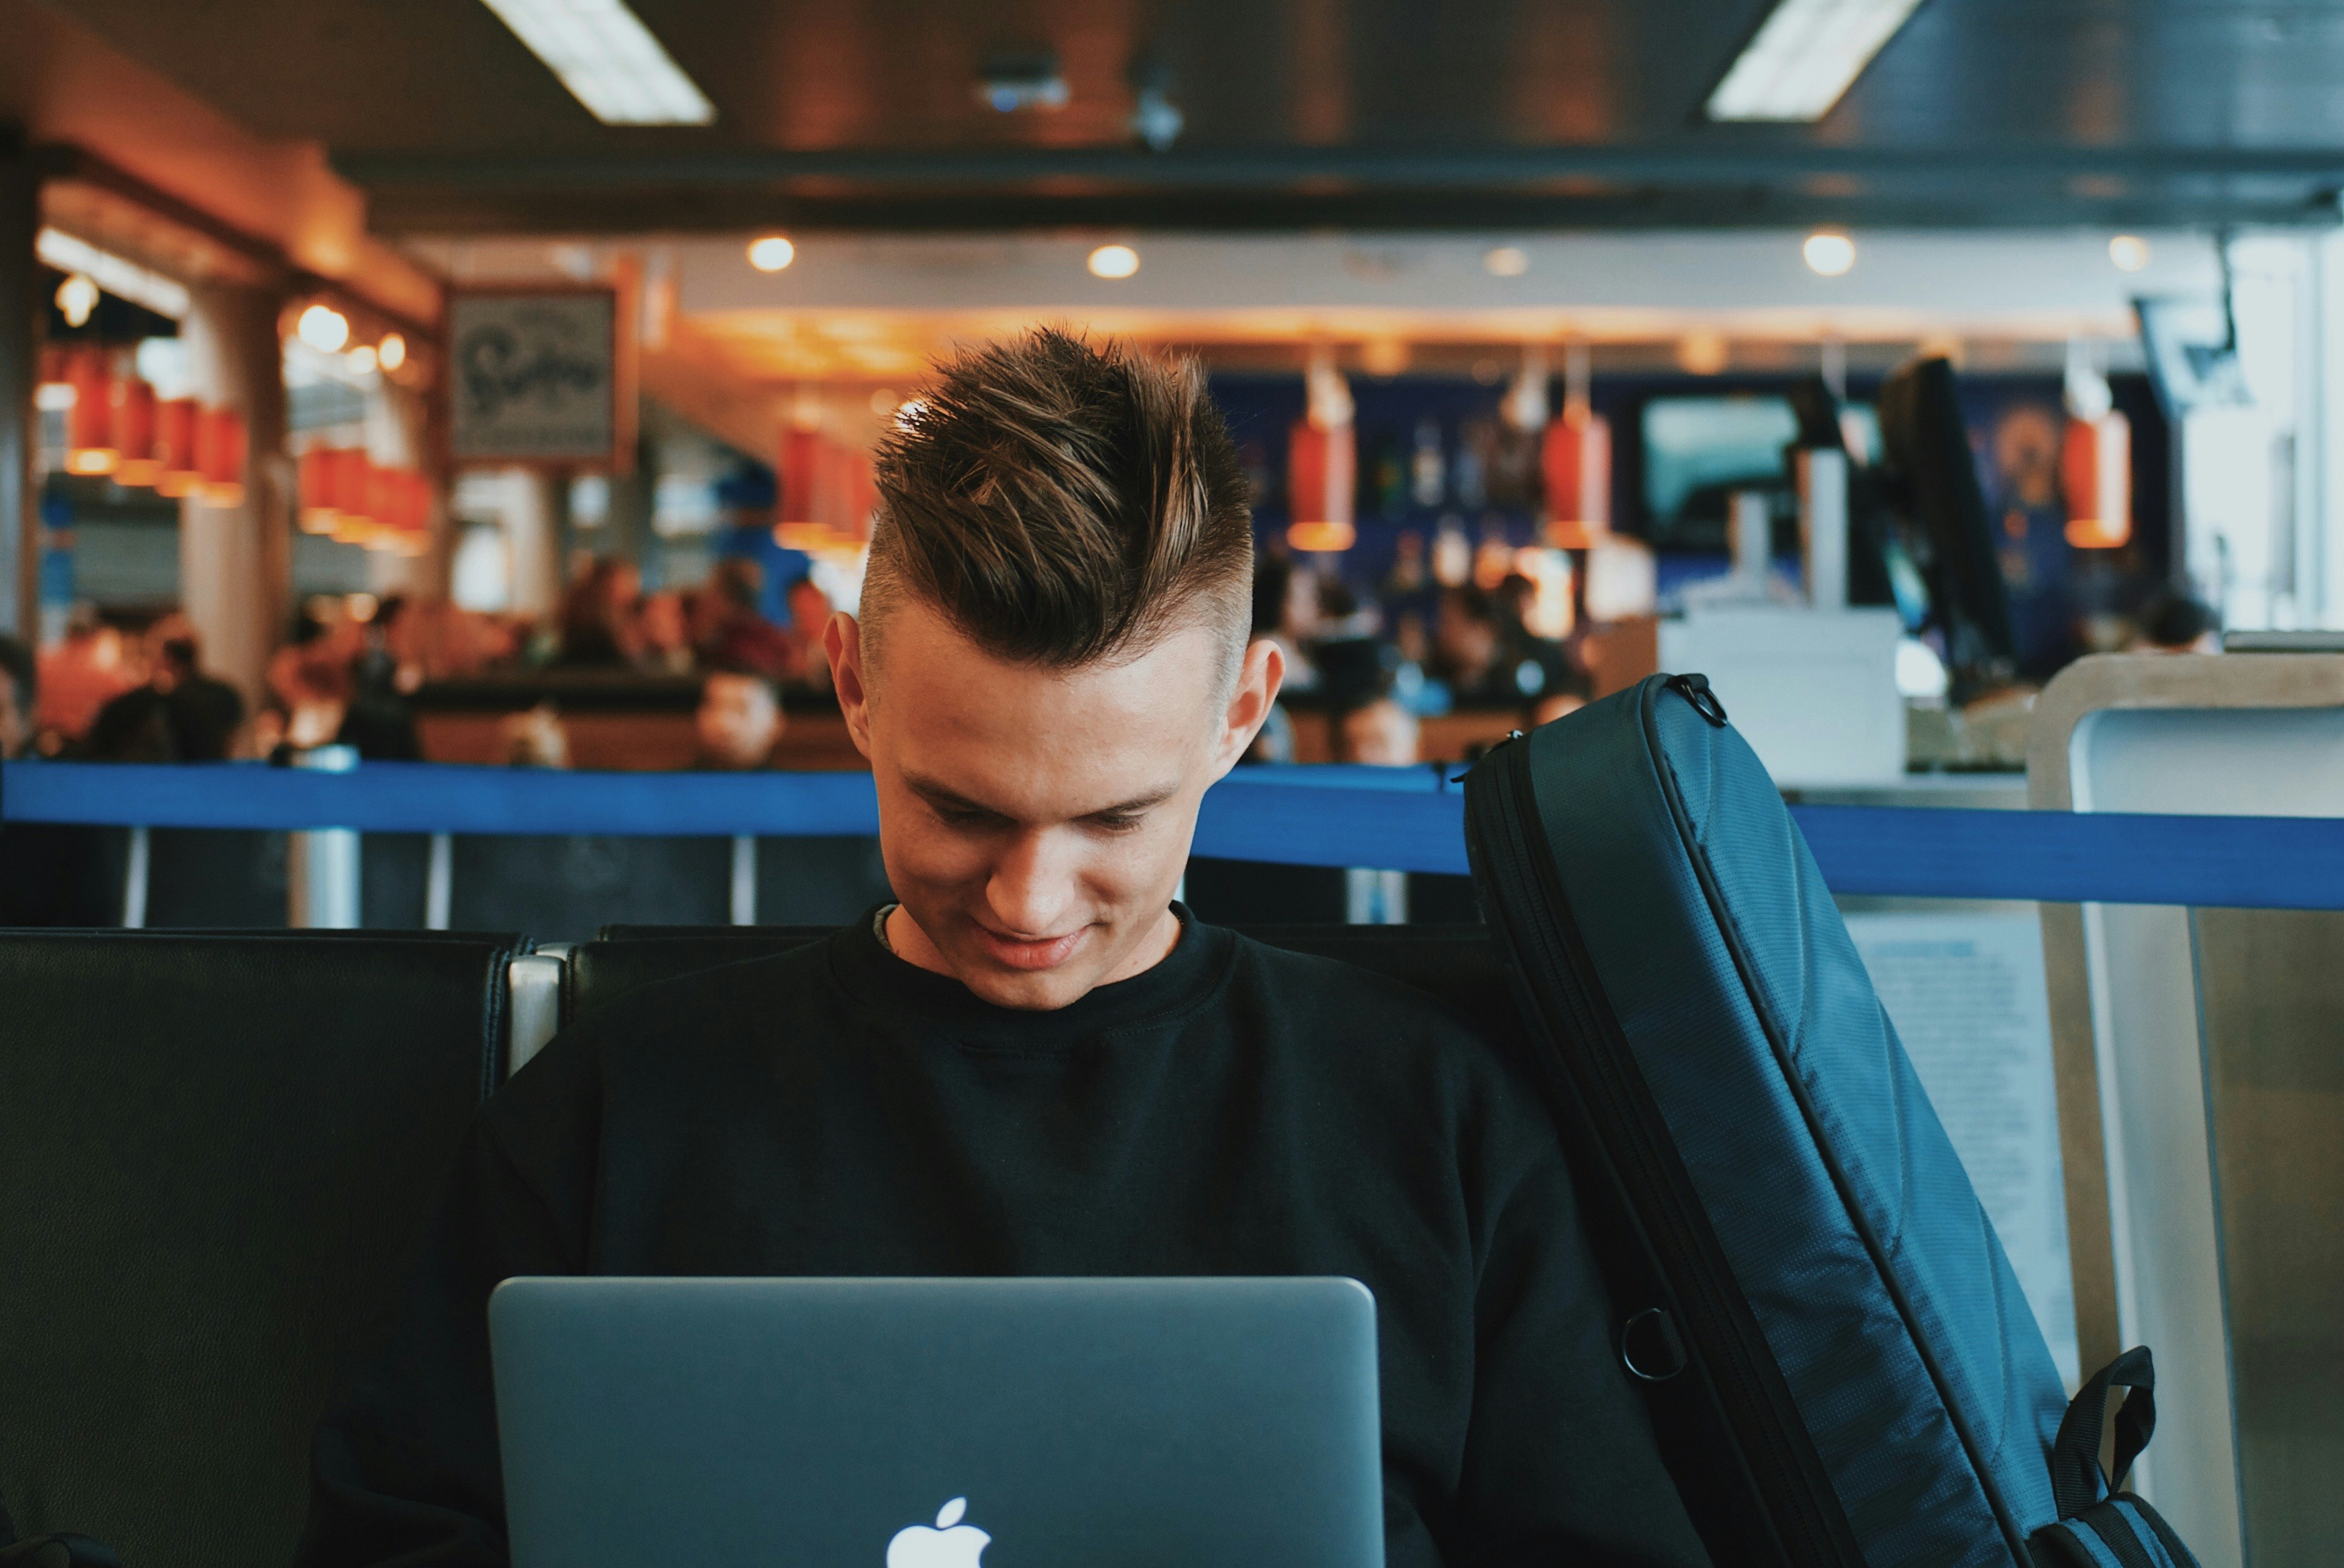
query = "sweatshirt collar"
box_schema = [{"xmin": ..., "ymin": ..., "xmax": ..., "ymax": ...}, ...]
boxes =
[{"xmin": 828, "ymin": 902, "xmax": 1232, "ymax": 1051}]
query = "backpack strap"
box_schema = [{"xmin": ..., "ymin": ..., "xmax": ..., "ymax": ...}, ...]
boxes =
[
  {"xmin": 2029, "ymin": 1349, "xmax": 2204, "ymax": 1568},
  {"xmin": 2050, "ymin": 1344, "xmax": 2158, "ymax": 1516}
]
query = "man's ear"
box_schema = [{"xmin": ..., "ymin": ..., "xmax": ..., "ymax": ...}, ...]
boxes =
[
  {"xmin": 1211, "ymin": 636, "xmax": 1285, "ymax": 780},
  {"xmin": 826, "ymin": 612, "xmax": 873, "ymax": 760}
]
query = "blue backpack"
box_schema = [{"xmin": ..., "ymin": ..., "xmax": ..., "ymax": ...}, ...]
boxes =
[{"xmin": 1463, "ymin": 673, "xmax": 2202, "ymax": 1568}]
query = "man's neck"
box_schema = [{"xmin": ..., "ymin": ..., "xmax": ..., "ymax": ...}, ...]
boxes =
[{"xmin": 883, "ymin": 903, "xmax": 1183, "ymax": 998}]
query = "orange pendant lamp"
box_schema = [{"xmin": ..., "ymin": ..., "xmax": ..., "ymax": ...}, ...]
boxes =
[
  {"xmin": 1542, "ymin": 343, "xmax": 1611, "ymax": 552},
  {"xmin": 327, "ymin": 449, "xmax": 378, "ymax": 543},
  {"xmin": 299, "ymin": 446, "xmax": 342, "ymax": 532},
  {"xmin": 1286, "ymin": 346, "xmax": 1356, "ymax": 555},
  {"xmin": 195, "ymin": 406, "xmax": 247, "ymax": 507},
  {"xmin": 1286, "ymin": 419, "xmax": 1357, "ymax": 555},
  {"xmin": 1540, "ymin": 409, "xmax": 1612, "ymax": 550},
  {"xmin": 155, "ymin": 399, "xmax": 202, "ymax": 497},
  {"xmin": 64, "ymin": 348, "xmax": 118, "ymax": 477},
  {"xmin": 377, "ymin": 467, "xmax": 431, "ymax": 555},
  {"xmin": 110, "ymin": 376, "xmax": 161, "ymax": 487},
  {"xmin": 2062, "ymin": 411, "xmax": 2131, "ymax": 549},
  {"xmin": 773, "ymin": 424, "xmax": 829, "ymax": 552},
  {"xmin": 816, "ymin": 447, "xmax": 878, "ymax": 559}
]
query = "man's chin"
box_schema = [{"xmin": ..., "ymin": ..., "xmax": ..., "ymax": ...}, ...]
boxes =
[{"xmin": 951, "ymin": 958, "xmax": 1098, "ymax": 1011}]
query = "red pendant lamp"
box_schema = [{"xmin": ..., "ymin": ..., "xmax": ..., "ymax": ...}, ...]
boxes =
[
  {"xmin": 773, "ymin": 424, "xmax": 829, "ymax": 552},
  {"xmin": 1286, "ymin": 347, "xmax": 1357, "ymax": 555},
  {"xmin": 2062, "ymin": 411, "xmax": 2131, "ymax": 549},
  {"xmin": 327, "ymin": 449, "xmax": 377, "ymax": 543},
  {"xmin": 1541, "ymin": 408, "xmax": 1612, "ymax": 552},
  {"xmin": 195, "ymin": 406, "xmax": 247, "ymax": 507},
  {"xmin": 1286, "ymin": 419, "xmax": 1357, "ymax": 554},
  {"xmin": 64, "ymin": 348, "xmax": 118, "ymax": 477},
  {"xmin": 155, "ymin": 399, "xmax": 202, "ymax": 497},
  {"xmin": 110, "ymin": 376, "xmax": 161, "ymax": 487},
  {"xmin": 298, "ymin": 446, "xmax": 340, "ymax": 532}
]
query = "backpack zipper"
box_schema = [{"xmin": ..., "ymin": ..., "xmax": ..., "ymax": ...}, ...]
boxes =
[{"xmin": 1470, "ymin": 730, "xmax": 1865, "ymax": 1568}]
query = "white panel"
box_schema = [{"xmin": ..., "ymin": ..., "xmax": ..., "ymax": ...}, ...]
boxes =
[
  {"xmin": 2065, "ymin": 703, "xmax": 2344, "ymax": 1568},
  {"xmin": 1658, "ymin": 607, "xmax": 1904, "ymax": 786}
]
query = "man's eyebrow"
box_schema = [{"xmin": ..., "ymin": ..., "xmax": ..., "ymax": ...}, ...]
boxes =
[
  {"xmin": 901, "ymin": 773, "xmax": 1006, "ymax": 815},
  {"xmin": 899, "ymin": 772, "xmax": 1179, "ymax": 820}
]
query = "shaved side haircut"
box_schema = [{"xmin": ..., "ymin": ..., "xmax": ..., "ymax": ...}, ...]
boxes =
[{"xmin": 860, "ymin": 328, "xmax": 1255, "ymax": 694}]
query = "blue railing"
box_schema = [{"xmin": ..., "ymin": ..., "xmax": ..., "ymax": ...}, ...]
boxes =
[{"xmin": 5, "ymin": 759, "xmax": 2342, "ymax": 910}]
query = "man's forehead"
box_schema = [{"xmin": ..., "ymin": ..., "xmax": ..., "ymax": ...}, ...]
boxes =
[{"xmin": 868, "ymin": 601, "xmax": 1216, "ymax": 816}]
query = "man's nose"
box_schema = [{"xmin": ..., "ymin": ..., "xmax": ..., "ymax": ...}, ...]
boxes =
[{"xmin": 986, "ymin": 829, "xmax": 1080, "ymax": 937}]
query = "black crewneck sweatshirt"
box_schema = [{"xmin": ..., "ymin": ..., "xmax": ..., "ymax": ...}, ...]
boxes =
[{"xmin": 295, "ymin": 912, "xmax": 1708, "ymax": 1568}]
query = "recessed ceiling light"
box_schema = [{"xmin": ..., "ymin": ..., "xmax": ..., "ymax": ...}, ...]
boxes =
[
  {"xmin": 297, "ymin": 304, "xmax": 352, "ymax": 353},
  {"xmin": 1087, "ymin": 244, "xmax": 1141, "ymax": 279},
  {"xmin": 2108, "ymin": 234, "xmax": 2151, "ymax": 272},
  {"xmin": 1803, "ymin": 230, "xmax": 1856, "ymax": 276},
  {"xmin": 478, "ymin": 0, "xmax": 716, "ymax": 125},
  {"xmin": 1483, "ymin": 246, "xmax": 1530, "ymax": 277},
  {"xmin": 378, "ymin": 333, "xmax": 408, "ymax": 371},
  {"xmin": 1707, "ymin": 0, "xmax": 1926, "ymax": 122},
  {"xmin": 36, "ymin": 227, "xmax": 189, "ymax": 318},
  {"xmin": 747, "ymin": 235, "xmax": 796, "ymax": 272},
  {"xmin": 54, "ymin": 273, "xmax": 98, "ymax": 328}
]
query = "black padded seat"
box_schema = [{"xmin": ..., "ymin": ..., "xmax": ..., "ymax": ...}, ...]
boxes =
[
  {"xmin": 0, "ymin": 929, "xmax": 522, "ymax": 1568},
  {"xmin": 567, "ymin": 923, "xmax": 1524, "ymax": 1049}
]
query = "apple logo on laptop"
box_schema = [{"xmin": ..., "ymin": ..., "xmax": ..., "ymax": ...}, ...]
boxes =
[{"xmin": 887, "ymin": 1496, "xmax": 989, "ymax": 1568}]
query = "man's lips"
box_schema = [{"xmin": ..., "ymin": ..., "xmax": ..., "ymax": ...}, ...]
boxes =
[{"xmin": 971, "ymin": 921, "xmax": 1088, "ymax": 972}]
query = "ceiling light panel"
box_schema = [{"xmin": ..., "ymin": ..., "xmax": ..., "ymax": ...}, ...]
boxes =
[
  {"xmin": 479, "ymin": 0, "xmax": 716, "ymax": 125},
  {"xmin": 35, "ymin": 227, "xmax": 190, "ymax": 318},
  {"xmin": 1706, "ymin": 0, "xmax": 1926, "ymax": 122}
]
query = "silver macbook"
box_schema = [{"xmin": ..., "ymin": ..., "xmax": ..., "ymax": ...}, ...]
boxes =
[{"xmin": 489, "ymin": 1275, "xmax": 1385, "ymax": 1568}]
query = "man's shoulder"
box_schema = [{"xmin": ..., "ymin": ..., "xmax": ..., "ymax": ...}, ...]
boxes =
[{"xmin": 1216, "ymin": 927, "xmax": 1526, "ymax": 1078}]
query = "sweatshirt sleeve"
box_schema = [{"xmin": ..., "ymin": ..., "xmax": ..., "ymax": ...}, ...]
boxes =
[
  {"xmin": 1446, "ymin": 1134, "xmax": 1715, "ymax": 1568},
  {"xmin": 292, "ymin": 1086, "xmax": 590, "ymax": 1567}
]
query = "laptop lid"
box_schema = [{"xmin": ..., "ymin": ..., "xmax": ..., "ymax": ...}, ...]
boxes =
[{"xmin": 489, "ymin": 1275, "xmax": 1384, "ymax": 1568}]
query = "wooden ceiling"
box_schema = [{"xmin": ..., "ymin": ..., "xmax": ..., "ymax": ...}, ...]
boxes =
[{"xmin": 39, "ymin": 0, "xmax": 2344, "ymax": 232}]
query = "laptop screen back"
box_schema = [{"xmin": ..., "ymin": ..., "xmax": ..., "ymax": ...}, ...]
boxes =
[{"xmin": 489, "ymin": 1275, "xmax": 1384, "ymax": 1568}]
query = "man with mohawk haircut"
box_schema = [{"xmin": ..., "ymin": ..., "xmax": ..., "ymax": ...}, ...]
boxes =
[{"xmin": 295, "ymin": 331, "xmax": 1709, "ymax": 1568}]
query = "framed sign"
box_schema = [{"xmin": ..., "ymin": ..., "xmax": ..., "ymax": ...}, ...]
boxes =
[{"xmin": 446, "ymin": 287, "xmax": 620, "ymax": 466}]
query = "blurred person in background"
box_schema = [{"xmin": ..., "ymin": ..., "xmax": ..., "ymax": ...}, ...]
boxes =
[
  {"xmin": 693, "ymin": 671, "xmax": 785, "ymax": 770},
  {"xmin": 1258, "ymin": 552, "xmax": 1323, "ymax": 691},
  {"xmin": 498, "ymin": 702, "xmax": 571, "ymax": 768},
  {"xmin": 785, "ymin": 578, "xmax": 835, "ymax": 693},
  {"xmin": 0, "ymin": 634, "xmax": 115, "ymax": 925},
  {"xmin": 35, "ymin": 606, "xmax": 137, "ymax": 748},
  {"xmin": 636, "ymin": 589, "xmax": 696, "ymax": 674},
  {"xmin": 552, "ymin": 557, "xmax": 644, "ymax": 669},
  {"xmin": 696, "ymin": 558, "xmax": 797, "ymax": 681},
  {"xmin": 1428, "ymin": 584, "xmax": 1584, "ymax": 721},
  {"xmin": 386, "ymin": 597, "xmax": 517, "ymax": 684},
  {"xmin": 84, "ymin": 616, "xmax": 245, "ymax": 762},
  {"xmin": 1338, "ymin": 696, "xmax": 1420, "ymax": 766},
  {"xmin": 2130, "ymin": 590, "xmax": 2221, "ymax": 654},
  {"xmin": 337, "ymin": 598, "xmax": 425, "ymax": 760},
  {"xmin": 0, "ymin": 635, "xmax": 32, "ymax": 761},
  {"xmin": 262, "ymin": 612, "xmax": 367, "ymax": 756}
]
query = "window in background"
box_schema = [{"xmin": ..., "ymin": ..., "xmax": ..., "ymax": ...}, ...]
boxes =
[{"xmin": 1642, "ymin": 395, "xmax": 1878, "ymax": 552}]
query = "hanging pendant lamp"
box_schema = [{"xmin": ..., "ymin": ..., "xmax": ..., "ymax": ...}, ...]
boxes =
[
  {"xmin": 774, "ymin": 423, "xmax": 830, "ymax": 552},
  {"xmin": 1287, "ymin": 346, "xmax": 1356, "ymax": 555},
  {"xmin": 2062, "ymin": 411, "xmax": 2131, "ymax": 550},
  {"xmin": 195, "ymin": 406, "xmax": 247, "ymax": 507},
  {"xmin": 64, "ymin": 348, "xmax": 118, "ymax": 477},
  {"xmin": 110, "ymin": 377, "xmax": 161, "ymax": 487},
  {"xmin": 1542, "ymin": 342, "xmax": 1610, "ymax": 551},
  {"xmin": 156, "ymin": 399, "xmax": 202, "ymax": 497}
]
